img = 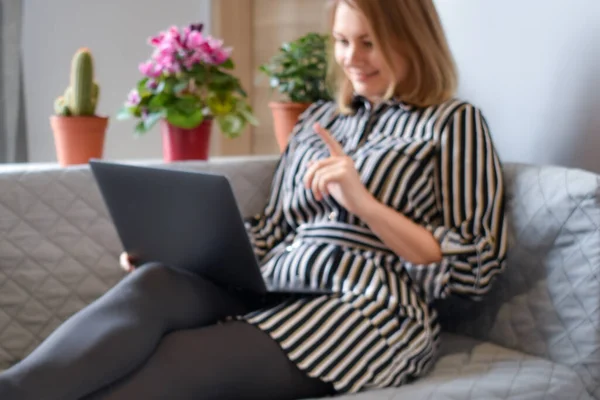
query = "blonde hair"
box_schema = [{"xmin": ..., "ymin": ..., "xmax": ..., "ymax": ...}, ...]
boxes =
[{"xmin": 326, "ymin": 0, "xmax": 458, "ymax": 113}]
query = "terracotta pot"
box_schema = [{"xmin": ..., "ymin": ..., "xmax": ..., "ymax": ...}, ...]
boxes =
[
  {"xmin": 50, "ymin": 115, "xmax": 108, "ymax": 166},
  {"xmin": 160, "ymin": 118, "xmax": 212, "ymax": 162},
  {"xmin": 269, "ymin": 102, "xmax": 311, "ymax": 153}
]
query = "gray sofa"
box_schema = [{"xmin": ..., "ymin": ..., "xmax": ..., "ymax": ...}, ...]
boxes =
[{"xmin": 0, "ymin": 155, "xmax": 598, "ymax": 400}]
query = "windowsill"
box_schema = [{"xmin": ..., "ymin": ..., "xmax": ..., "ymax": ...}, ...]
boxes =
[{"xmin": 0, "ymin": 154, "xmax": 280, "ymax": 173}]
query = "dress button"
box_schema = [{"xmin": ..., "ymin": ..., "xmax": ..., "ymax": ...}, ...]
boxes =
[
  {"xmin": 328, "ymin": 211, "xmax": 337, "ymax": 221},
  {"xmin": 286, "ymin": 241, "xmax": 301, "ymax": 252}
]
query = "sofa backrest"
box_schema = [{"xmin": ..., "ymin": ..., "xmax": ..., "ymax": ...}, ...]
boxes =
[{"xmin": 437, "ymin": 162, "xmax": 600, "ymax": 399}]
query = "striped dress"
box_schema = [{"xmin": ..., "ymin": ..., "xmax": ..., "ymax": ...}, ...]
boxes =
[{"xmin": 241, "ymin": 97, "xmax": 507, "ymax": 394}]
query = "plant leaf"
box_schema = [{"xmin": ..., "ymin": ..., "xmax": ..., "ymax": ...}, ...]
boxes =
[
  {"xmin": 116, "ymin": 107, "xmax": 132, "ymax": 121},
  {"xmin": 149, "ymin": 92, "xmax": 171, "ymax": 108},
  {"xmin": 239, "ymin": 108, "xmax": 259, "ymax": 126},
  {"xmin": 143, "ymin": 110, "xmax": 166, "ymax": 131},
  {"xmin": 173, "ymin": 81, "xmax": 188, "ymax": 94},
  {"xmin": 220, "ymin": 59, "xmax": 234, "ymax": 69},
  {"xmin": 134, "ymin": 120, "xmax": 146, "ymax": 136},
  {"xmin": 207, "ymin": 94, "xmax": 234, "ymax": 116},
  {"xmin": 137, "ymin": 78, "xmax": 151, "ymax": 96},
  {"xmin": 217, "ymin": 114, "xmax": 244, "ymax": 138},
  {"xmin": 166, "ymin": 108, "xmax": 204, "ymax": 129}
]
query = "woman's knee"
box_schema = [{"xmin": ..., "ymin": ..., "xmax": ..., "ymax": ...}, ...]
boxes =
[
  {"xmin": 127, "ymin": 262, "xmax": 190, "ymax": 295},
  {"xmin": 122, "ymin": 263, "xmax": 249, "ymax": 323},
  {"xmin": 114, "ymin": 263, "xmax": 202, "ymax": 314}
]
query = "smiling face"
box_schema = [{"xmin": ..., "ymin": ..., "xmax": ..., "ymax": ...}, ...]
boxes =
[{"xmin": 332, "ymin": 2, "xmax": 409, "ymax": 104}]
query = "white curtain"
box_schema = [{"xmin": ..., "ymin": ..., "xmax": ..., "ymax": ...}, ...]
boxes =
[{"xmin": 0, "ymin": 0, "xmax": 28, "ymax": 163}]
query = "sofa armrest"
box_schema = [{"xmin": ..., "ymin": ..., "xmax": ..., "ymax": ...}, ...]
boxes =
[{"xmin": 0, "ymin": 155, "xmax": 278, "ymax": 368}]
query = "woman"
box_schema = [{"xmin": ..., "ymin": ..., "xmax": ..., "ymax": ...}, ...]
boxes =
[{"xmin": 0, "ymin": 0, "xmax": 507, "ymax": 399}]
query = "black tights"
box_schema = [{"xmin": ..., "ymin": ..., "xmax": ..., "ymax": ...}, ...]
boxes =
[{"xmin": 0, "ymin": 263, "xmax": 334, "ymax": 399}]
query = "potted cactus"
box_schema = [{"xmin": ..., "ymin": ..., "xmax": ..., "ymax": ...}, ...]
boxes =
[
  {"xmin": 50, "ymin": 47, "xmax": 108, "ymax": 166},
  {"xmin": 259, "ymin": 32, "xmax": 332, "ymax": 152}
]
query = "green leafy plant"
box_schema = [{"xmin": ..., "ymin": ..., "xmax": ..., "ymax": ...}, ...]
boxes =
[
  {"xmin": 259, "ymin": 32, "xmax": 332, "ymax": 103},
  {"xmin": 54, "ymin": 48, "xmax": 99, "ymax": 116},
  {"xmin": 117, "ymin": 23, "xmax": 258, "ymax": 138}
]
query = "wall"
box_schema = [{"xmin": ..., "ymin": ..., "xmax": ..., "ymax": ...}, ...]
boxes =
[
  {"xmin": 22, "ymin": 1, "xmax": 600, "ymax": 169},
  {"xmin": 434, "ymin": 0, "xmax": 600, "ymax": 172},
  {"xmin": 22, "ymin": 0, "xmax": 211, "ymax": 163}
]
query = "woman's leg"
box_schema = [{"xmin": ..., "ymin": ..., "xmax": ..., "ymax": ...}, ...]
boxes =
[
  {"xmin": 0, "ymin": 263, "xmax": 256, "ymax": 400},
  {"xmin": 83, "ymin": 321, "xmax": 335, "ymax": 400}
]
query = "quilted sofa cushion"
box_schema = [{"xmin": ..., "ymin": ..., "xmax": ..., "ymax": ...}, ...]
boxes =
[
  {"xmin": 436, "ymin": 163, "xmax": 600, "ymax": 399},
  {"xmin": 306, "ymin": 333, "xmax": 591, "ymax": 400},
  {"xmin": 0, "ymin": 157, "xmax": 277, "ymax": 368}
]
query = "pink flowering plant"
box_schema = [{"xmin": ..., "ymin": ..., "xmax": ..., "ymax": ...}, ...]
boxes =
[{"xmin": 118, "ymin": 23, "xmax": 257, "ymax": 138}]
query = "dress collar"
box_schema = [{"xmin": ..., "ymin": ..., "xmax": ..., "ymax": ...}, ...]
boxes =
[{"xmin": 351, "ymin": 94, "xmax": 415, "ymax": 113}]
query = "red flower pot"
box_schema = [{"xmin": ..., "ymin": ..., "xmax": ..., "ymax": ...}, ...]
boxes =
[{"xmin": 160, "ymin": 119, "xmax": 212, "ymax": 162}]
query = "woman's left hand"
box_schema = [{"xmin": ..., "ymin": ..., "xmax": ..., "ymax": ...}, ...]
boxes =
[{"xmin": 303, "ymin": 123, "xmax": 375, "ymax": 216}]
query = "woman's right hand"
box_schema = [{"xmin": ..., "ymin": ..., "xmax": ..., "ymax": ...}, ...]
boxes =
[{"xmin": 119, "ymin": 252, "xmax": 137, "ymax": 273}]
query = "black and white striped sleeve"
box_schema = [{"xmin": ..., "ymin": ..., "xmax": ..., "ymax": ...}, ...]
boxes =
[{"xmin": 418, "ymin": 104, "xmax": 508, "ymax": 301}]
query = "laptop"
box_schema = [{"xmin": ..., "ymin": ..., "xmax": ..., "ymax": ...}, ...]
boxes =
[{"xmin": 89, "ymin": 160, "xmax": 333, "ymax": 296}]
